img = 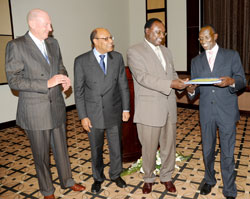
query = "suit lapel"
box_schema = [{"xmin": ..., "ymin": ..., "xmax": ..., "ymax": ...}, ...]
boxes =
[
  {"xmin": 212, "ymin": 48, "xmax": 224, "ymax": 74},
  {"xmin": 44, "ymin": 39, "xmax": 52, "ymax": 66},
  {"xmin": 200, "ymin": 52, "xmax": 211, "ymax": 73},
  {"xmin": 25, "ymin": 33, "xmax": 50, "ymax": 74},
  {"xmin": 143, "ymin": 41, "xmax": 166, "ymax": 74},
  {"xmin": 89, "ymin": 51, "xmax": 106, "ymax": 77},
  {"xmin": 106, "ymin": 52, "xmax": 115, "ymax": 77}
]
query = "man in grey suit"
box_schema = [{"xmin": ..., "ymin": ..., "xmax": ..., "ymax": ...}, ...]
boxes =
[
  {"xmin": 74, "ymin": 28, "xmax": 130, "ymax": 193},
  {"xmin": 187, "ymin": 25, "xmax": 246, "ymax": 199},
  {"xmin": 5, "ymin": 9, "xmax": 85, "ymax": 199},
  {"xmin": 127, "ymin": 18, "xmax": 188, "ymax": 194}
]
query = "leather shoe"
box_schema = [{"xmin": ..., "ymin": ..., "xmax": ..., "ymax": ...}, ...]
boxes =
[
  {"xmin": 226, "ymin": 197, "xmax": 235, "ymax": 199},
  {"xmin": 200, "ymin": 183, "xmax": 214, "ymax": 195},
  {"xmin": 91, "ymin": 181, "xmax": 102, "ymax": 193},
  {"xmin": 44, "ymin": 194, "xmax": 55, "ymax": 199},
  {"xmin": 111, "ymin": 176, "xmax": 127, "ymax": 188},
  {"xmin": 142, "ymin": 182, "xmax": 153, "ymax": 194},
  {"xmin": 161, "ymin": 181, "xmax": 176, "ymax": 192},
  {"xmin": 70, "ymin": 183, "xmax": 85, "ymax": 191}
]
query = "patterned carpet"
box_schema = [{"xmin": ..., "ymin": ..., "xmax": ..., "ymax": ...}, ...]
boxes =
[{"xmin": 0, "ymin": 107, "xmax": 250, "ymax": 199}]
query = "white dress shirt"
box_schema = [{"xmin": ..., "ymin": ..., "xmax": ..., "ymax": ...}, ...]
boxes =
[
  {"xmin": 206, "ymin": 43, "xmax": 219, "ymax": 72},
  {"xmin": 28, "ymin": 31, "xmax": 48, "ymax": 58},
  {"xmin": 145, "ymin": 39, "xmax": 166, "ymax": 70}
]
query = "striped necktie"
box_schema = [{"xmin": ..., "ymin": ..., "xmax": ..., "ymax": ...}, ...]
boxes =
[
  {"xmin": 99, "ymin": 55, "xmax": 106, "ymax": 74},
  {"xmin": 42, "ymin": 42, "xmax": 50, "ymax": 64}
]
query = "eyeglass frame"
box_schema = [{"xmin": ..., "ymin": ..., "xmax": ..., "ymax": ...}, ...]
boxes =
[
  {"xmin": 94, "ymin": 36, "xmax": 114, "ymax": 41},
  {"xmin": 152, "ymin": 30, "xmax": 167, "ymax": 37}
]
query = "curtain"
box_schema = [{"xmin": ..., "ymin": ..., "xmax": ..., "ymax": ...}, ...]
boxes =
[{"xmin": 203, "ymin": 0, "xmax": 250, "ymax": 74}]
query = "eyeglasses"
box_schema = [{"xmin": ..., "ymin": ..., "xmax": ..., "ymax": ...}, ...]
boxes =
[
  {"xmin": 153, "ymin": 30, "xmax": 167, "ymax": 37},
  {"xmin": 95, "ymin": 36, "xmax": 114, "ymax": 41}
]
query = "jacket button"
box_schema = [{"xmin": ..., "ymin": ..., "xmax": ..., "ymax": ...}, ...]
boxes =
[
  {"xmin": 212, "ymin": 90, "xmax": 215, "ymax": 93},
  {"xmin": 41, "ymin": 74, "xmax": 44, "ymax": 76}
]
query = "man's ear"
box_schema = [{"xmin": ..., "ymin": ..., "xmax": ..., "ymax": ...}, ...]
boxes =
[
  {"xmin": 214, "ymin": 33, "xmax": 218, "ymax": 41},
  {"xmin": 93, "ymin": 38, "xmax": 97, "ymax": 46},
  {"xmin": 28, "ymin": 20, "xmax": 35, "ymax": 30}
]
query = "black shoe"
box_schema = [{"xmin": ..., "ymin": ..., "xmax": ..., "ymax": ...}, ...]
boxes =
[
  {"xmin": 200, "ymin": 183, "xmax": 214, "ymax": 195},
  {"xmin": 91, "ymin": 181, "xmax": 102, "ymax": 193},
  {"xmin": 111, "ymin": 176, "xmax": 127, "ymax": 188},
  {"xmin": 226, "ymin": 197, "xmax": 235, "ymax": 199}
]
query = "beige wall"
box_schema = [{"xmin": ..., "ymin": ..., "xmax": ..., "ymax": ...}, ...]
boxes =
[
  {"xmin": 167, "ymin": 0, "xmax": 187, "ymax": 71},
  {"xmin": 1, "ymin": 0, "xmax": 247, "ymax": 123},
  {"xmin": 0, "ymin": 0, "xmax": 146, "ymax": 123}
]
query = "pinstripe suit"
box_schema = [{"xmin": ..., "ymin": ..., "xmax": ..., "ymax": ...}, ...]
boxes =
[{"xmin": 5, "ymin": 32, "xmax": 75, "ymax": 196}]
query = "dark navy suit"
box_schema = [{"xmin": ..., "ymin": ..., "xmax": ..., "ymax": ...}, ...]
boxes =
[{"xmin": 189, "ymin": 47, "xmax": 246, "ymax": 197}]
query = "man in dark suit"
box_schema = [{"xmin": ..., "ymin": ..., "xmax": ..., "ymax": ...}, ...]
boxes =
[
  {"xmin": 187, "ymin": 25, "xmax": 246, "ymax": 199},
  {"xmin": 74, "ymin": 28, "xmax": 130, "ymax": 193},
  {"xmin": 127, "ymin": 18, "xmax": 188, "ymax": 194},
  {"xmin": 5, "ymin": 9, "xmax": 85, "ymax": 199}
]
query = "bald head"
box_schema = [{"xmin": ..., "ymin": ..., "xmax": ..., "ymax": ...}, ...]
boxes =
[{"xmin": 27, "ymin": 9, "xmax": 52, "ymax": 41}]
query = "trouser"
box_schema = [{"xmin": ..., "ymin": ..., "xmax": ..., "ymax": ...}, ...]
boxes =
[
  {"xmin": 137, "ymin": 119, "xmax": 176, "ymax": 183},
  {"xmin": 25, "ymin": 123, "xmax": 75, "ymax": 196}
]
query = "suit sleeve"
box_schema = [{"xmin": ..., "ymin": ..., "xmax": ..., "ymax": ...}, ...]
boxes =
[
  {"xmin": 117, "ymin": 55, "xmax": 130, "ymax": 111},
  {"xmin": 127, "ymin": 47, "xmax": 173, "ymax": 96},
  {"xmin": 55, "ymin": 40, "xmax": 68, "ymax": 76},
  {"xmin": 187, "ymin": 58, "xmax": 200, "ymax": 100},
  {"xmin": 5, "ymin": 41, "xmax": 48, "ymax": 93},
  {"xmin": 228, "ymin": 51, "xmax": 246, "ymax": 93},
  {"xmin": 74, "ymin": 57, "xmax": 87, "ymax": 120}
]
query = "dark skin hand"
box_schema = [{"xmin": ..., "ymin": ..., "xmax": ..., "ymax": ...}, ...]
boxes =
[
  {"xmin": 186, "ymin": 76, "xmax": 235, "ymax": 93},
  {"xmin": 215, "ymin": 76, "xmax": 235, "ymax": 87},
  {"xmin": 186, "ymin": 84, "xmax": 198, "ymax": 93},
  {"xmin": 171, "ymin": 78, "xmax": 189, "ymax": 90}
]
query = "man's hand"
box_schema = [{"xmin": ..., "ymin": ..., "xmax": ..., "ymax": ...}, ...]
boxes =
[
  {"xmin": 215, "ymin": 77, "xmax": 235, "ymax": 87},
  {"xmin": 171, "ymin": 78, "xmax": 189, "ymax": 90},
  {"xmin": 122, "ymin": 112, "xmax": 130, "ymax": 122},
  {"xmin": 81, "ymin": 118, "xmax": 92, "ymax": 132},
  {"xmin": 61, "ymin": 76, "xmax": 71, "ymax": 92},
  {"xmin": 186, "ymin": 84, "xmax": 198, "ymax": 93},
  {"xmin": 47, "ymin": 74, "xmax": 70, "ymax": 89}
]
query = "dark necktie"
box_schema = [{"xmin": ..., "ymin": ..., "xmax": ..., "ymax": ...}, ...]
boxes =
[{"xmin": 99, "ymin": 54, "xmax": 106, "ymax": 74}]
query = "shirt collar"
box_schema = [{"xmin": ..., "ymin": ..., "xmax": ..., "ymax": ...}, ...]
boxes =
[
  {"xmin": 93, "ymin": 48, "xmax": 107, "ymax": 57},
  {"xmin": 145, "ymin": 38, "xmax": 159, "ymax": 51},
  {"xmin": 206, "ymin": 43, "xmax": 219, "ymax": 54},
  {"xmin": 28, "ymin": 31, "xmax": 44, "ymax": 46}
]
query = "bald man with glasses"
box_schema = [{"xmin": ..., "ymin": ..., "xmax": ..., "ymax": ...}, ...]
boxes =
[{"xmin": 74, "ymin": 28, "xmax": 130, "ymax": 194}]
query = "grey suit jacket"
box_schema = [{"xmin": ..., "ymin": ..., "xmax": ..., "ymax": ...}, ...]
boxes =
[
  {"xmin": 5, "ymin": 32, "xmax": 68, "ymax": 130},
  {"xmin": 127, "ymin": 41, "xmax": 178, "ymax": 127},
  {"xmin": 189, "ymin": 47, "xmax": 246, "ymax": 124},
  {"xmin": 74, "ymin": 50, "xmax": 130, "ymax": 129}
]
